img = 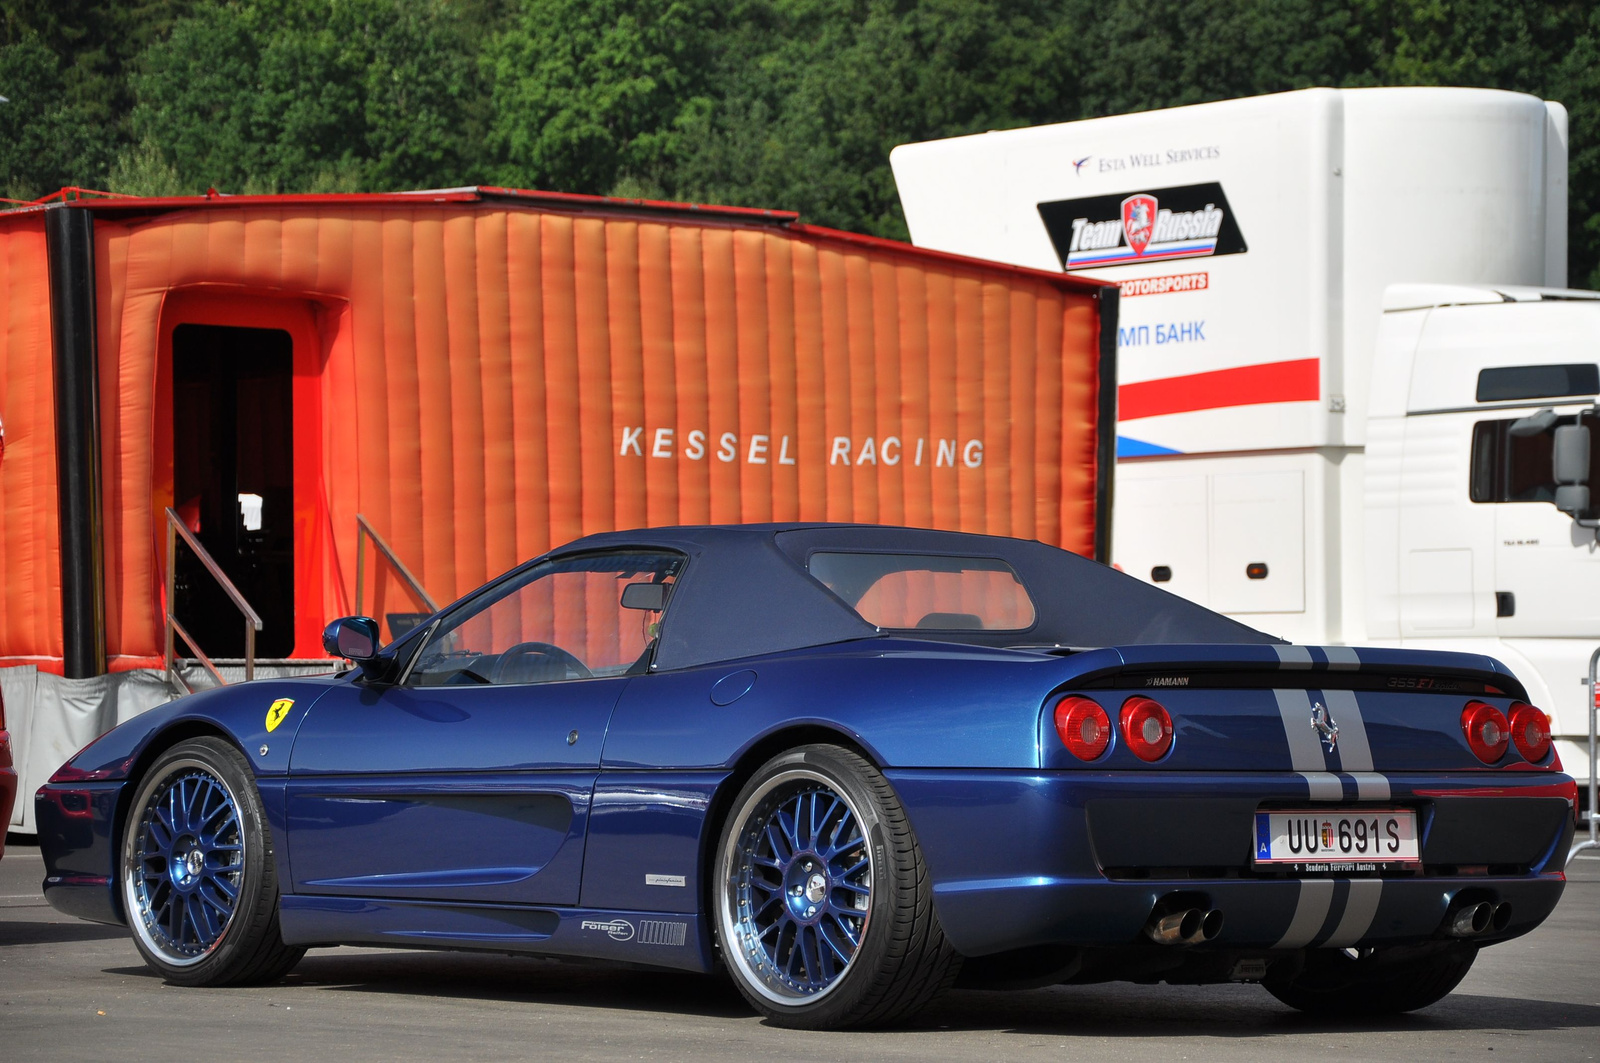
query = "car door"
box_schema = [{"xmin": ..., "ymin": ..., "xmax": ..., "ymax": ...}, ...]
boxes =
[{"xmin": 285, "ymin": 549, "xmax": 682, "ymax": 907}]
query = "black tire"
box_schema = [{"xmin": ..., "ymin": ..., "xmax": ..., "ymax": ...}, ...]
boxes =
[
  {"xmin": 713, "ymin": 744, "xmax": 960, "ymax": 1029},
  {"xmin": 120, "ymin": 737, "xmax": 304, "ymax": 986},
  {"xmin": 1264, "ymin": 943, "xmax": 1479, "ymax": 1015}
]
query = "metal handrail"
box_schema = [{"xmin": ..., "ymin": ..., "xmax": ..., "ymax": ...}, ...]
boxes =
[
  {"xmin": 1569, "ymin": 646, "xmax": 1600, "ymax": 864},
  {"xmin": 164, "ymin": 507, "xmax": 263, "ymax": 693},
  {"xmin": 355, "ymin": 514, "xmax": 438, "ymax": 619}
]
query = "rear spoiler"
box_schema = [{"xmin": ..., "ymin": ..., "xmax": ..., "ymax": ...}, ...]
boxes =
[{"xmin": 1057, "ymin": 643, "xmax": 1528, "ymax": 701}]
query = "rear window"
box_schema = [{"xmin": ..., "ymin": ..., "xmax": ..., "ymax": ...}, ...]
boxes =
[{"xmin": 806, "ymin": 552, "xmax": 1037, "ymax": 631}]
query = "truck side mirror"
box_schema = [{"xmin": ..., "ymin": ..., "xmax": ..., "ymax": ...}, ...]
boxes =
[
  {"xmin": 1509, "ymin": 408, "xmax": 1559, "ymax": 437},
  {"xmin": 1554, "ymin": 422, "xmax": 1592, "ymax": 516}
]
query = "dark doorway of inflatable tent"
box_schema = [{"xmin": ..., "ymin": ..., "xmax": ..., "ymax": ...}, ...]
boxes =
[{"xmin": 171, "ymin": 324, "xmax": 296, "ymax": 657}]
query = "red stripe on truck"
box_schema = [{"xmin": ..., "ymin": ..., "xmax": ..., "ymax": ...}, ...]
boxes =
[{"xmin": 1119, "ymin": 358, "xmax": 1320, "ymax": 421}]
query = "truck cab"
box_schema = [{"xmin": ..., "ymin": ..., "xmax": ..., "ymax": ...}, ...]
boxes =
[{"xmin": 1366, "ymin": 284, "xmax": 1600, "ymax": 766}]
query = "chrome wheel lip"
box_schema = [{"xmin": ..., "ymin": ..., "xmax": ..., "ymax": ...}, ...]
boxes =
[
  {"xmin": 122, "ymin": 756, "xmax": 246, "ymax": 968},
  {"xmin": 718, "ymin": 767, "xmax": 874, "ymax": 1007}
]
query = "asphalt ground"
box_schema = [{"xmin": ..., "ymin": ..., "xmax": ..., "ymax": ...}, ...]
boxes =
[{"xmin": 3, "ymin": 836, "xmax": 1599, "ymax": 1062}]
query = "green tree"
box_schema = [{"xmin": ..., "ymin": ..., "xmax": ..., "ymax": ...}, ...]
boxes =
[
  {"xmin": 0, "ymin": 35, "xmax": 112, "ymax": 199},
  {"xmin": 482, "ymin": 0, "xmax": 717, "ymax": 195},
  {"xmin": 126, "ymin": 0, "xmax": 490, "ymax": 194},
  {"xmin": 4, "ymin": 0, "xmax": 1599, "ymax": 284},
  {"xmin": 649, "ymin": 0, "xmax": 1076, "ymax": 238},
  {"xmin": 0, "ymin": 0, "xmax": 196, "ymax": 193}
]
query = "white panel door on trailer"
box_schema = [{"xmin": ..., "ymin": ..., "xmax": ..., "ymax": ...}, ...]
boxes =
[
  {"xmin": 1111, "ymin": 473, "xmax": 1211, "ymax": 608},
  {"xmin": 1208, "ymin": 471, "xmax": 1305, "ymax": 614}
]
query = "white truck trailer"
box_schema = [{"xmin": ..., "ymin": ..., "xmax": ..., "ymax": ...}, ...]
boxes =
[{"xmin": 891, "ymin": 87, "xmax": 1600, "ymax": 778}]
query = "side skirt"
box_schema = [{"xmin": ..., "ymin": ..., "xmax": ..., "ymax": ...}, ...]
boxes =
[{"xmin": 278, "ymin": 895, "xmax": 713, "ymax": 973}]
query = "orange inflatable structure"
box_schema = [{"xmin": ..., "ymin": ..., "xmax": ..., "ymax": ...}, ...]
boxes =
[{"xmin": 0, "ymin": 188, "xmax": 1116, "ymax": 675}]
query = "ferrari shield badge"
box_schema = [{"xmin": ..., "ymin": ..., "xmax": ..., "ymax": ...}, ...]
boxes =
[
  {"xmin": 1121, "ymin": 193, "xmax": 1157, "ymax": 256},
  {"xmin": 1310, "ymin": 700, "xmax": 1339, "ymax": 751},
  {"xmin": 265, "ymin": 698, "xmax": 295, "ymax": 733}
]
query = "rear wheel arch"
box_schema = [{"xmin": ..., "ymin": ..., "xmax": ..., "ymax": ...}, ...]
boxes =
[
  {"xmin": 699, "ymin": 726, "xmax": 882, "ymax": 941},
  {"xmin": 706, "ymin": 740, "xmax": 961, "ymax": 1026}
]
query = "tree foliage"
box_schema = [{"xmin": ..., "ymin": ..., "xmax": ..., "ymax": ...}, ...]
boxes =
[
  {"xmin": 124, "ymin": 0, "xmax": 491, "ymax": 194},
  {"xmin": 1, "ymin": 0, "xmax": 1598, "ymax": 282}
]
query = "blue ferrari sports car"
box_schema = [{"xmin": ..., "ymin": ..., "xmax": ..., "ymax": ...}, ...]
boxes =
[{"xmin": 36, "ymin": 524, "xmax": 1575, "ymax": 1028}]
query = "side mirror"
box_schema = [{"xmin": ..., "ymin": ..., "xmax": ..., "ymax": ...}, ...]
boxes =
[
  {"xmin": 620, "ymin": 582, "xmax": 671, "ymax": 611},
  {"xmin": 323, "ymin": 616, "xmax": 382, "ymax": 661},
  {"xmin": 1554, "ymin": 422, "xmax": 1592, "ymax": 516},
  {"xmin": 1509, "ymin": 408, "xmax": 1559, "ymax": 437}
]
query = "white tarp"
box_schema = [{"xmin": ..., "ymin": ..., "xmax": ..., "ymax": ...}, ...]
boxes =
[
  {"xmin": 4, "ymin": 667, "xmax": 174, "ymax": 834},
  {"xmin": 4, "ymin": 662, "xmax": 335, "ymax": 834}
]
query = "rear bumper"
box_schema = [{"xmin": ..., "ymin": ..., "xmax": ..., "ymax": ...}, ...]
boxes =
[{"xmin": 888, "ymin": 769, "xmax": 1572, "ymax": 957}]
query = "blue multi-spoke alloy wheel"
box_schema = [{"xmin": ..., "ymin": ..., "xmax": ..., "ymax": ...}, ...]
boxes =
[
  {"xmin": 716, "ymin": 745, "xmax": 960, "ymax": 1029},
  {"xmin": 120, "ymin": 738, "xmax": 304, "ymax": 986},
  {"xmin": 129, "ymin": 762, "xmax": 243, "ymax": 960},
  {"xmin": 727, "ymin": 770, "xmax": 873, "ymax": 997}
]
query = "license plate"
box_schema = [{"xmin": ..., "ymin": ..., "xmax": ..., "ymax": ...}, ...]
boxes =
[{"xmin": 1253, "ymin": 809, "xmax": 1420, "ymax": 871}]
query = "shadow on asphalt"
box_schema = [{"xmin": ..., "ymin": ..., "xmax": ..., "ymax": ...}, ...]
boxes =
[
  {"xmin": 91, "ymin": 946, "xmax": 1600, "ymax": 1037},
  {"xmin": 107, "ymin": 950, "xmax": 755, "ymax": 1020},
  {"xmin": 0, "ymin": 919, "xmax": 127, "ymax": 947},
  {"xmin": 921, "ymin": 988, "xmax": 1600, "ymax": 1037}
]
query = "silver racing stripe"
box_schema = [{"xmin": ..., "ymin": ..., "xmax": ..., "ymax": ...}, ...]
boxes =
[
  {"xmin": 1273, "ymin": 878, "xmax": 1335, "ymax": 949},
  {"xmin": 1322, "ymin": 689, "xmax": 1391, "ymax": 799},
  {"xmin": 1297, "ymin": 771, "xmax": 1344, "ymax": 800},
  {"xmin": 1346, "ymin": 772, "xmax": 1391, "ymax": 800},
  {"xmin": 1323, "ymin": 879, "xmax": 1384, "ymax": 948},
  {"xmin": 1269, "ymin": 653, "xmax": 1387, "ymax": 951},
  {"xmin": 1273, "ymin": 645, "xmax": 1314, "ymax": 670},
  {"xmin": 1322, "ymin": 690, "xmax": 1373, "ymax": 770},
  {"xmin": 1323, "ymin": 646, "xmax": 1362, "ymax": 671},
  {"xmin": 1274, "ymin": 688, "xmax": 1328, "ymax": 771}
]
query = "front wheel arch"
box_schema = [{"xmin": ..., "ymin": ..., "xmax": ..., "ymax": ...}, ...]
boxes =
[
  {"xmin": 109, "ymin": 721, "xmax": 239, "ymax": 924},
  {"xmin": 119, "ymin": 735, "xmax": 304, "ymax": 984}
]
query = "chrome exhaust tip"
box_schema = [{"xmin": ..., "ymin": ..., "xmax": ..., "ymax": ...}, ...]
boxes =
[
  {"xmin": 1145, "ymin": 908, "xmax": 1204, "ymax": 945},
  {"xmin": 1144, "ymin": 907, "xmax": 1222, "ymax": 945},
  {"xmin": 1491, "ymin": 901, "xmax": 1513, "ymax": 933},
  {"xmin": 1446, "ymin": 900, "xmax": 1494, "ymax": 937}
]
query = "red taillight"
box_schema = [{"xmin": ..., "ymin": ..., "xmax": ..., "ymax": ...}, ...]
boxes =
[
  {"xmin": 1120, "ymin": 696, "xmax": 1174, "ymax": 762},
  {"xmin": 1508, "ymin": 702, "xmax": 1552, "ymax": 763},
  {"xmin": 1055, "ymin": 696, "xmax": 1112, "ymax": 761},
  {"xmin": 1462, "ymin": 701, "xmax": 1510, "ymax": 764}
]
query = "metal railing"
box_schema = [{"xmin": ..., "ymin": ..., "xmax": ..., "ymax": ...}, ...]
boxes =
[
  {"xmin": 1569, "ymin": 646, "xmax": 1600, "ymax": 864},
  {"xmin": 164, "ymin": 507, "xmax": 263, "ymax": 693},
  {"xmin": 354, "ymin": 514, "xmax": 438, "ymax": 620}
]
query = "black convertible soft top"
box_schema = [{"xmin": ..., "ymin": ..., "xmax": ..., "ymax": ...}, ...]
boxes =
[{"xmin": 551, "ymin": 524, "xmax": 1278, "ymax": 671}]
